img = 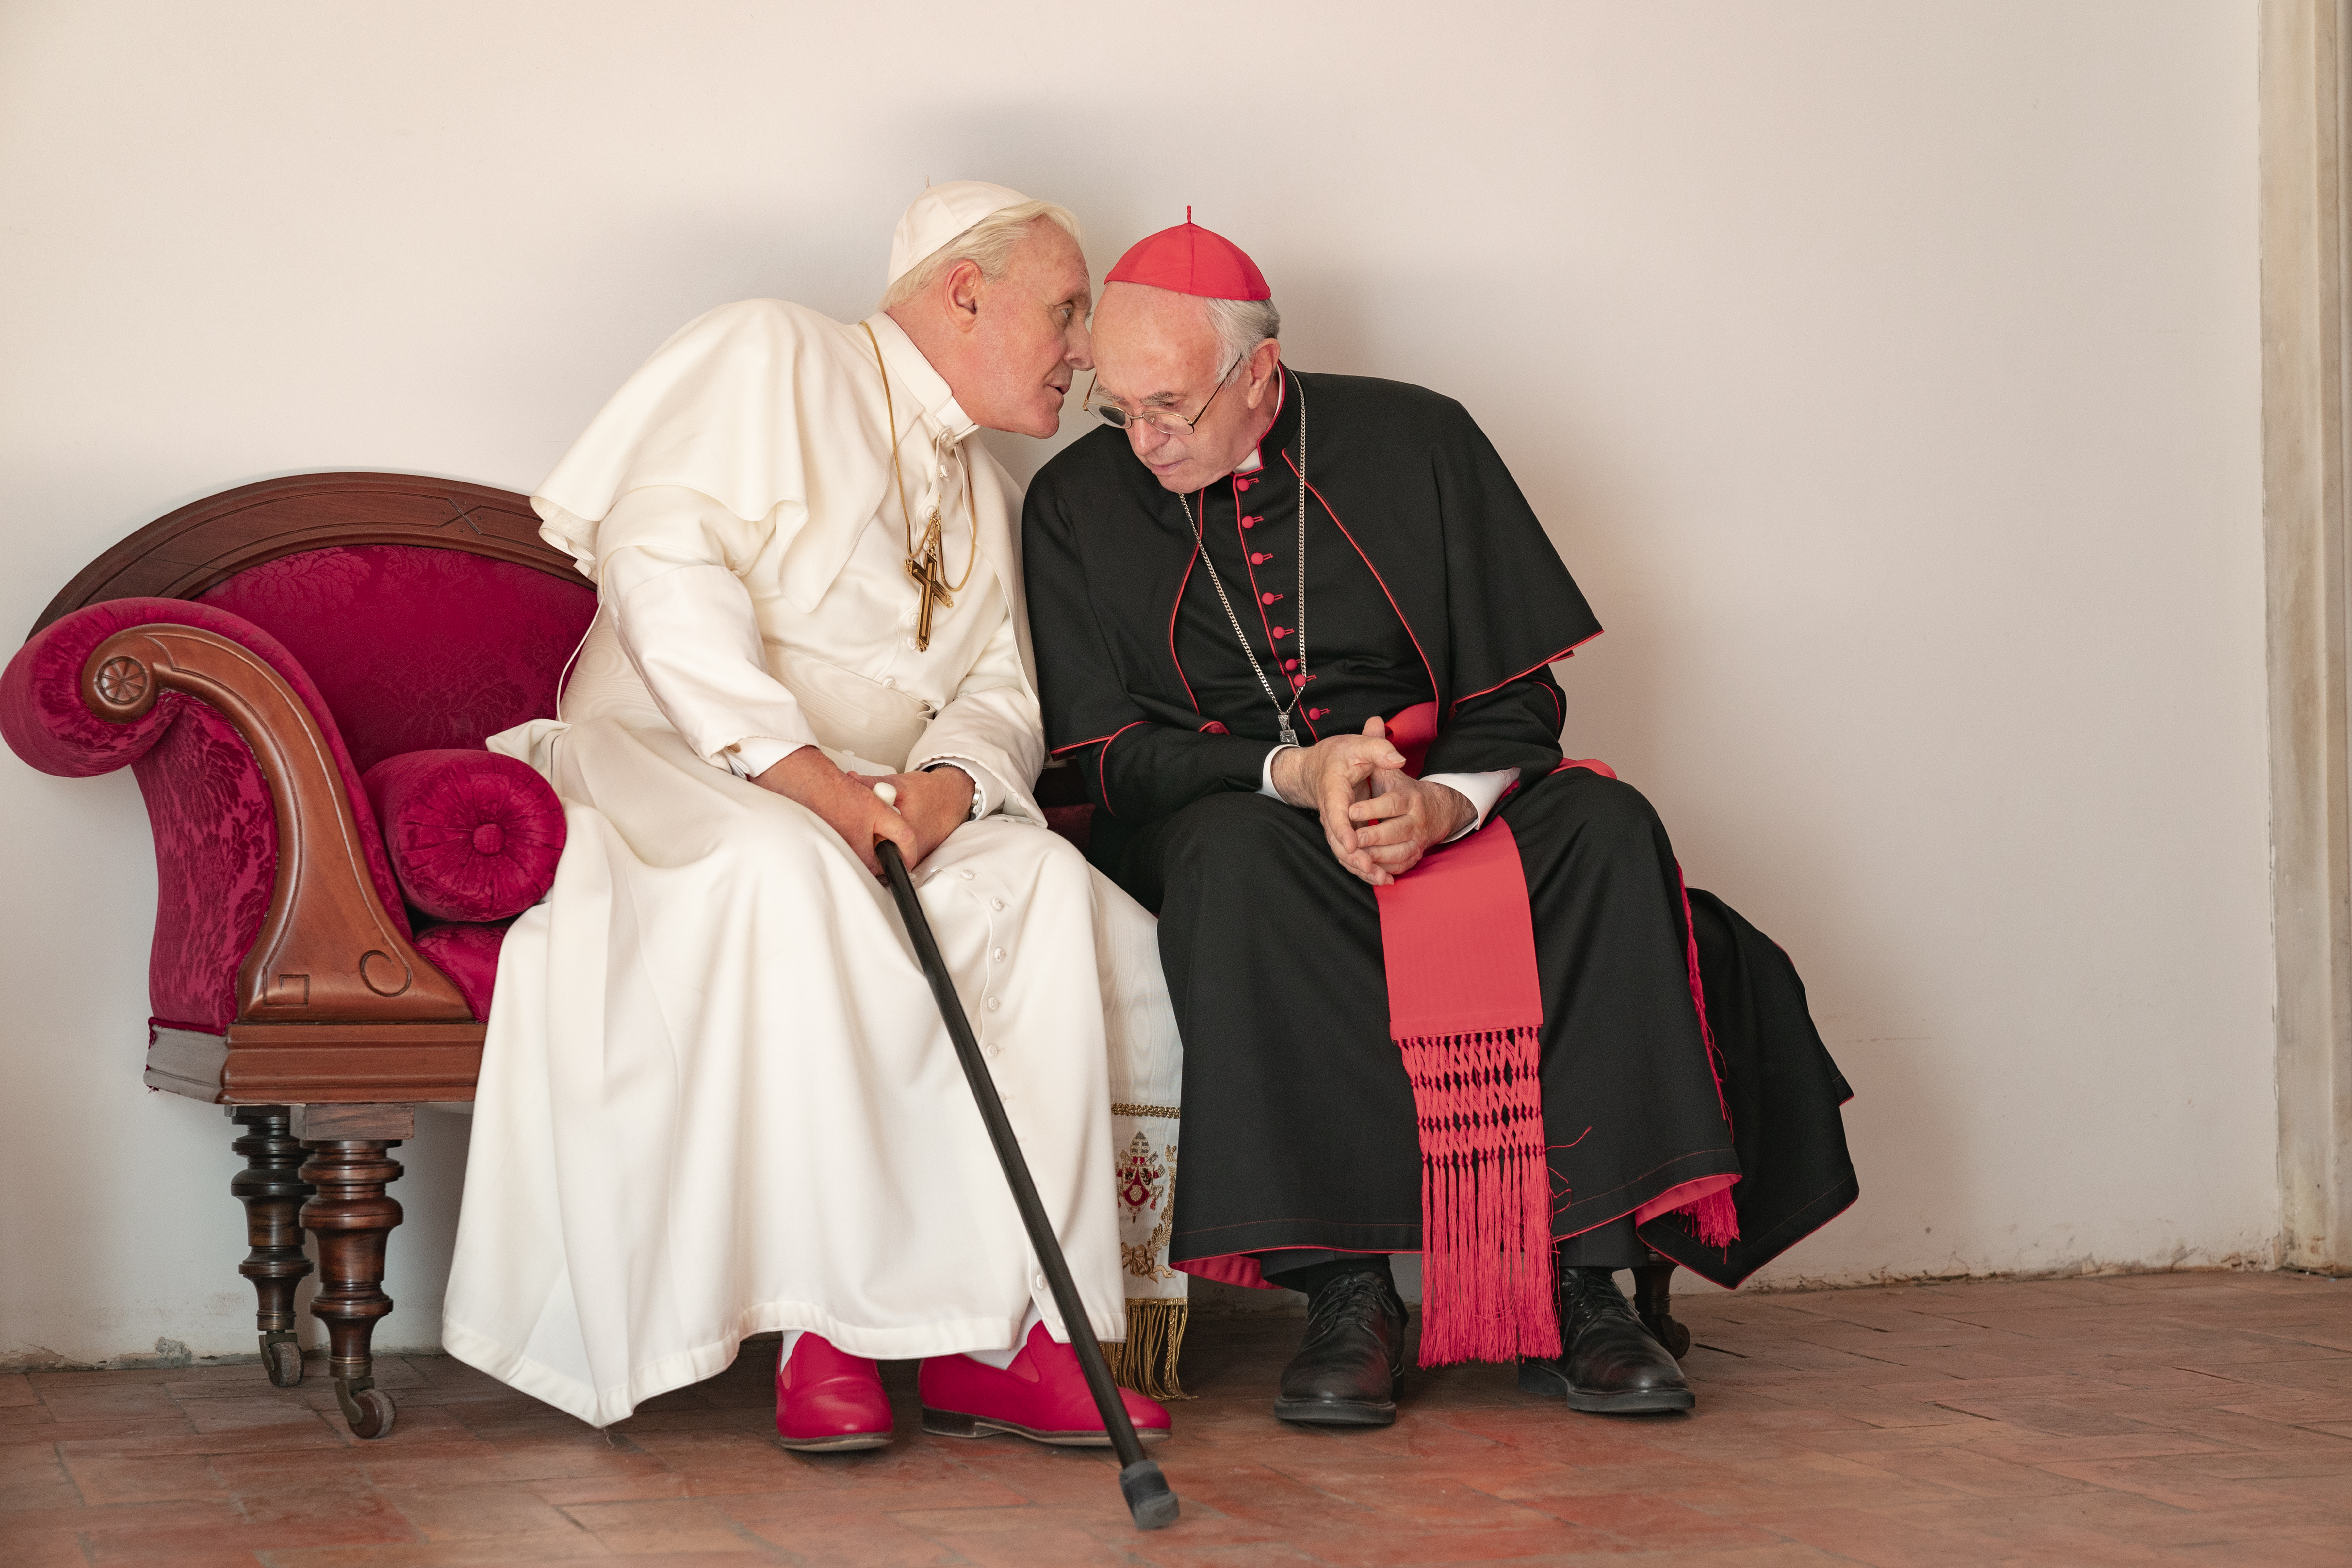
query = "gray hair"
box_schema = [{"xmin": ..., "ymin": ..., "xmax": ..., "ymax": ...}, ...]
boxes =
[
  {"xmin": 1204, "ymin": 295, "xmax": 1282, "ymax": 371},
  {"xmin": 879, "ymin": 199, "xmax": 1084, "ymax": 312}
]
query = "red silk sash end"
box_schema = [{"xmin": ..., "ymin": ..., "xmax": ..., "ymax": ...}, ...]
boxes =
[
  {"xmin": 1383, "ymin": 699, "xmax": 1438, "ymax": 778},
  {"xmin": 1673, "ymin": 867, "xmax": 1741, "ymax": 1244},
  {"xmin": 1636, "ymin": 1174, "xmax": 1741, "ymax": 1248},
  {"xmin": 1378, "ymin": 820, "xmax": 1559, "ymax": 1365},
  {"xmin": 1668, "ymin": 866, "xmax": 1741, "ymax": 1247},
  {"xmin": 1686, "ymin": 1185, "xmax": 1740, "ymax": 1247},
  {"xmin": 1676, "ymin": 867, "xmax": 1732, "ymax": 1133}
]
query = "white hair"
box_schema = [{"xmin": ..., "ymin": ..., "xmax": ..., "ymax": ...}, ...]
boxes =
[
  {"xmin": 1204, "ymin": 295, "xmax": 1282, "ymax": 371},
  {"xmin": 878, "ymin": 199, "xmax": 1084, "ymax": 312}
]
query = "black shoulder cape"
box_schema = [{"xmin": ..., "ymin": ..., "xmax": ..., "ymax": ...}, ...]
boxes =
[{"xmin": 1024, "ymin": 368, "xmax": 1601, "ymax": 781}]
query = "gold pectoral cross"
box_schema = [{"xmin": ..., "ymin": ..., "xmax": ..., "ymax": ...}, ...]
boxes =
[{"xmin": 905, "ymin": 515, "xmax": 956, "ymax": 651}]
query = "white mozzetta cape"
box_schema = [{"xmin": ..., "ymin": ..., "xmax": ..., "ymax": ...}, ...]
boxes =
[{"xmin": 536, "ymin": 298, "xmax": 1038, "ymax": 676}]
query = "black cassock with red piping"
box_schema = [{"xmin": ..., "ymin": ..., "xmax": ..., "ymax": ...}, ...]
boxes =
[{"xmin": 1023, "ymin": 367, "xmax": 1854, "ymax": 1292}]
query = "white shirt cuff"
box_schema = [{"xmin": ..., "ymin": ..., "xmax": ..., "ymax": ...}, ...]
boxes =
[
  {"xmin": 1258, "ymin": 744, "xmax": 1296, "ymax": 801},
  {"xmin": 1423, "ymin": 768, "xmax": 1519, "ymax": 841},
  {"xmin": 724, "ymin": 737, "xmax": 811, "ymax": 781},
  {"xmin": 1260, "ymin": 745, "xmax": 1513, "ymax": 845}
]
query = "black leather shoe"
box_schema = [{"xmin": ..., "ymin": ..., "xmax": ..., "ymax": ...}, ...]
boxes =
[
  {"xmin": 1518, "ymin": 1267, "xmax": 1694, "ymax": 1414},
  {"xmin": 1272, "ymin": 1270, "xmax": 1407, "ymax": 1426}
]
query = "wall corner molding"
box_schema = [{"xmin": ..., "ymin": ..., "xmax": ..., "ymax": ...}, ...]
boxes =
[{"xmin": 2262, "ymin": 0, "xmax": 2352, "ymax": 1274}]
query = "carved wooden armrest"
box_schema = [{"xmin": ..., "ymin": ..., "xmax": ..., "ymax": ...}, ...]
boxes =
[{"xmin": 83, "ymin": 622, "xmax": 474, "ymax": 1034}]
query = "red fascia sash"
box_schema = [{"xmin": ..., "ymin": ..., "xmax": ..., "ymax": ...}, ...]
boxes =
[
  {"xmin": 1372, "ymin": 701, "xmax": 1555, "ymax": 1363},
  {"xmin": 1371, "ymin": 704, "xmax": 1736, "ymax": 1364}
]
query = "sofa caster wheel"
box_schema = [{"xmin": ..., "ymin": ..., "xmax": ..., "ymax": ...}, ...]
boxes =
[
  {"xmin": 262, "ymin": 1331, "xmax": 303, "ymax": 1388},
  {"xmin": 336, "ymin": 1377, "xmax": 395, "ymax": 1439}
]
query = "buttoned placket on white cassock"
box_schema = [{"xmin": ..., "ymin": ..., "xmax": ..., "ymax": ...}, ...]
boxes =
[{"xmin": 439, "ymin": 305, "xmax": 1176, "ymax": 1426}]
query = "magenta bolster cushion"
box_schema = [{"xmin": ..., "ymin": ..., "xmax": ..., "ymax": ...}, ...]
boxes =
[{"xmin": 362, "ymin": 749, "xmax": 565, "ymax": 923}]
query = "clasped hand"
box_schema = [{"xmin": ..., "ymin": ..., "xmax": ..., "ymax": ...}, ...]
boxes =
[
  {"xmin": 751, "ymin": 746, "xmax": 974, "ymax": 877},
  {"xmin": 1270, "ymin": 716, "xmax": 1472, "ymax": 887}
]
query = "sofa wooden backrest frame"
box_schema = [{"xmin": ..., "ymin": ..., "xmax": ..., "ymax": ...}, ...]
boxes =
[{"xmin": 43, "ymin": 472, "xmax": 584, "ymax": 1108}]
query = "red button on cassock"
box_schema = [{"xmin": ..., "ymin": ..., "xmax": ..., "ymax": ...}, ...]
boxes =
[{"xmin": 1261, "ymin": 592, "xmax": 1282, "ymax": 604}]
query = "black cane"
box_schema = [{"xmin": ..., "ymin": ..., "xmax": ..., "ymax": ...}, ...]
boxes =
[{"xmin": 870, "ymin": 785, "xmax": 1179, "ymax": 1532}]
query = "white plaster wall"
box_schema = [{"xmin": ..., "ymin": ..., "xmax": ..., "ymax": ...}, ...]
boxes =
[{"xmin": 0, "ymin": 0, "xmax": 2271, "ymax": 1364}]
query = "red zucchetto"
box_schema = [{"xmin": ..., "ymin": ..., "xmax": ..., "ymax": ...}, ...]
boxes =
[{"xmin": 1104, "ymin": 208, "xmax": 1270, "ymax": 300}]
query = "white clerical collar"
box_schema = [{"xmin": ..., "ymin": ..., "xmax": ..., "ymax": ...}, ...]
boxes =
[
  {"xmin": 1232, "ymin": 368, "xmax": 1288, "ymax": 476},
  {"xmin": 861, "ymin": 312, "xmax": 978, "ymax": 444}
]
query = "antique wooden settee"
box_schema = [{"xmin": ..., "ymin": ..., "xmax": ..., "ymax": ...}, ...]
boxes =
[
  {"xmin": 2, "ymin": 474, "xmax": 597, "ymax": 1438},
  {"xmin": 3, "ymin": 471, "xmax": 1694, "ymax": 1441}
]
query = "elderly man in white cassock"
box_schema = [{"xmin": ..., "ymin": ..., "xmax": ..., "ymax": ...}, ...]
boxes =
[{"xmin": 441, "ymin": 183, "xmax": 1176, "ymax": 1453}]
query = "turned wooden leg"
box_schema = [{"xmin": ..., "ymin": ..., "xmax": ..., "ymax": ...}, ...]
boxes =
[
  {"xmin": 227, "ymin": 1106, "xmax": 314, "ymax": 1387},
  {"xmin": 294, "ymin": 1103, "xmax": 414, "ymax": 1440},
  {"xmin": 1632, "ymin": 1254, "xmax": 1691, "ymax": 1359}
]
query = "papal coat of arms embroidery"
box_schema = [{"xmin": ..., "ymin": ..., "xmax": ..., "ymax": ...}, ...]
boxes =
[
  {"xmin": 1117, "ymin": 1130, "xmax": 1178, "ymax": 1282},
  {"xmin": 1107, "ymin": 1102, "xmax": 1186, "ymax": 1398}
]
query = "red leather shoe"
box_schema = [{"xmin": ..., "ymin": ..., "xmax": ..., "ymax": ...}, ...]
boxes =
[
  {"xmin": 775, "ymin": 1333, "xmax": 892, "ymax": 1452},
  {"xmin": 917, "ymin": 1321, "xmax": 1172, "ymax": 1447}
]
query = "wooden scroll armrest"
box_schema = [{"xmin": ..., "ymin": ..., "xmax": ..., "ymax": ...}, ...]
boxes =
[{"xmin": 83, "ymin": 623, "xmax": 472, "ymax": 1026}]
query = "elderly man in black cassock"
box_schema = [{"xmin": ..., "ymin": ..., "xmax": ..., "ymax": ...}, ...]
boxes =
[{"xmin": 1022, "ymin": 217, "xmax": 1856, "ymax": 1426}]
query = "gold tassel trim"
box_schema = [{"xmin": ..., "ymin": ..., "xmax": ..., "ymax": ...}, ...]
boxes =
[{"xmin": 1105, "ymin": 1298, "xmax": 1192, "ymax": 1401}]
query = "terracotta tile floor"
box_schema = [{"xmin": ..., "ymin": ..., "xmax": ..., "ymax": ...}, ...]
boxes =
[{"xmin": 4, "ymin": 1270, "xmax": 2350, "ymax": 1566}]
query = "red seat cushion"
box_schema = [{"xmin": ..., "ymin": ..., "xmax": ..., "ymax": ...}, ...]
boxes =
[
  {"xmin": 363, "ymin": 750, "xmax": 565, "ymax": 923},
  {"xmin": 410, "ymin": 920, "xmax": 509, "ymax": 1023}
]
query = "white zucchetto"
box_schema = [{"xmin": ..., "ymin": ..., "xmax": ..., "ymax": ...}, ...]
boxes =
[{"xmin": 886, "ymin": 180, "xmax": 1032, "ymax": 286}]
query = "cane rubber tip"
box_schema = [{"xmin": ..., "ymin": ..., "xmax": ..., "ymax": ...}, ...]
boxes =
[
  {"xmin": 873, "ymin": 782, "xmax": 898, "ymax": 807},
  {"xmin": 1118, "ymin": 1460, "xmax": 1179, "ymax": 1530}
]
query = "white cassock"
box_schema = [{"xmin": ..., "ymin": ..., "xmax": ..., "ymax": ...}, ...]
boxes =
[{"xmin": 439, "ymin": 300, "xmax": 1180, "ymax": 1428}]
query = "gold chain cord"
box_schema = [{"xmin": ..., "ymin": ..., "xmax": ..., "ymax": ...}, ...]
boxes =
[{"xmin": 861, "ymin": 321, "xmax": 979, "ymax": 596}]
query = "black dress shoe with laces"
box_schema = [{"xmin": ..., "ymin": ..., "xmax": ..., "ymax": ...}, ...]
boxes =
[
  {"xmin": 1272, "ymin": 1269, "xmax": 1408, "ymax": 1426},
  {"xmin": 1519, "ymin": 1267, "xmax": 1694, "ymax": 1414}
]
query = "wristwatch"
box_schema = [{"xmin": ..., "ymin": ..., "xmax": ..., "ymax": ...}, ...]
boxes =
[{"xmin": 923, "ymin": 761, "xmax": 984, "ymax": 821}]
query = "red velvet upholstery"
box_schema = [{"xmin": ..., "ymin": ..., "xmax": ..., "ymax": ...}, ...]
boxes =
[
  {"xmin": 363, "ymin": 750, "xmax": 565, "ymax": 923},
  {"xmin": 411, "ymin": 921, "xmax": 511, "ymax": 1023},
  {"xmin": 200, "ymin": 544, "xmax": 596, "ymax": 774},
  {"xmin": 132, "ymin": 701, "xmax": 282, "ymax": 1032},
  {"xmin": 3, "ymin": 597, "xmax": 417, "ymax": 1033}
]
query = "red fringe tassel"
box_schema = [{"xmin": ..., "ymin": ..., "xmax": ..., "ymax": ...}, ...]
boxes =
[
  {"xmin": 1397, "ymin": 1024, "xmax": 1562, "ymax": 1366},
  {"xmin": 1681, "ymin": 1184, "xmax": 1740, "ymax": 1248}
]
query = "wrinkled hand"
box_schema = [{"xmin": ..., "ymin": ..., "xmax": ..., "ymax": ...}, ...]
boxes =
[
  {"xmin": 751, "ymin": 745, "xmax": 917, "ymax": 877},
  {"xmin": 1270, "ymin": 718, "xmax": 1408, "ymax": 886},
  {"xmin": 1347, "ymin": 724, "xmax": 1472, "ymax": 880},
  {"xmin": 851, "ymin": 765, "xmax": 974, "ymax": 869}
]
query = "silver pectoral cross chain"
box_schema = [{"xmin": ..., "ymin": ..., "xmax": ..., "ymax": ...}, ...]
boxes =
[{"xmin": 1179, "ymin": 373, "xmax": 1310, "ymax": 750}]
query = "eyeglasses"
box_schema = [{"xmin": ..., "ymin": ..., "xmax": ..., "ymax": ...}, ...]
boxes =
[{"xmin": 1084, "ymin": 354, "xmax": 1244, "ymax": 436}]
